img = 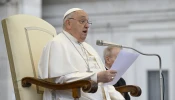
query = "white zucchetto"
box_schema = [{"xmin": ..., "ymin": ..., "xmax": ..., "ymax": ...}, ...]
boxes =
[{"xmin": 63, "ymin": 8, "xmax": 83, "ymax": 19}]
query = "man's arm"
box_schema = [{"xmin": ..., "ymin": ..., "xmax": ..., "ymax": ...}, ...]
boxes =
[
  {"xmin": 55, "ymin": 72, "xmax": 97, "ymax": 83},
  {"xmin": 55, "ymin": 70, "xmax": 117, "ymax": 84}
]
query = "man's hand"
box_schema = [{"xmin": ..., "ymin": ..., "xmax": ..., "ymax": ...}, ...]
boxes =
[{"xmin": 97, "ymin": 70, "xmax": 117, "ymax": 83}]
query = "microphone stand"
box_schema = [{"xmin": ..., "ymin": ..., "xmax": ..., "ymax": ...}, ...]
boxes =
[
  {"xmin": 96, "ymin": 40, "xmax": 163, "ymax": 100},
  {"xmin": 121, "ymin": 46, "xmax": 163, "ymax": 100}
]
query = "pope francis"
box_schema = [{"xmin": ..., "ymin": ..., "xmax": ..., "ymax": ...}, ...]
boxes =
[{"xmin": 38, "ymin": 8, "xmax": 125, "ymax": 100}]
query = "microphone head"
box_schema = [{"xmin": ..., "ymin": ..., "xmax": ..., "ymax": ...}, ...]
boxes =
[
  {"xmin": 96, "ymin": 40, "xmax": 123, "ymax": 47},
  {"xmin": 96, "ymin": 40, "xmax": 103, "ymax": 46}
]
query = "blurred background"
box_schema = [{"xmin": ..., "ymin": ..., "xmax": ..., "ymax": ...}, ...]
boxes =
[{"xmin": 0, "ymin": 0, "xmax": 175, "ymax": 100}]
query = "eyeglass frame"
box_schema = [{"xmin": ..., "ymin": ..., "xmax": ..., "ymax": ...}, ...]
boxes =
[{"xmin": 68, "ymin": 18, "xmax": 92, "ymax": 25}]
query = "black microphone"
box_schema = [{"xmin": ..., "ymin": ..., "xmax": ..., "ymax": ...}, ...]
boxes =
[
  {"xmin": 96, "ymin": 39, "xmax": 164, "ymax": 100},
  {"xmin": 96, "ymin": 40, "xmax": 122, "ymax": 47}
]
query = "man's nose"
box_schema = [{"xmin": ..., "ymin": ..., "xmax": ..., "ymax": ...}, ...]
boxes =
[{"xmin": 84, "ymin": 23, "xmax": 89, "ymax": 28}]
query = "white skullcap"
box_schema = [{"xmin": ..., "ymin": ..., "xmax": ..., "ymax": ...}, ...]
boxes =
[{"xmin": 63, "ymin": 8, "xmax": 83, "ymax": 19}]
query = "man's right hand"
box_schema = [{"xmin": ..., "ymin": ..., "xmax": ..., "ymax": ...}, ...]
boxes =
[{"xmin": 97, "ymin": 70, "xmax": 117, "ymax": 83}]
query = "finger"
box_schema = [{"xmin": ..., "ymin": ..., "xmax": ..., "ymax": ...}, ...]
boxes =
[
  {"xmin": 109, "ymin": 70, "xmax": 117, "ymax": 74},
  {"xmin": 107, "ymin": 76, "xmax": 112, "ymax": 81},
  {"xmin": 109, "ymin": 76, "xmax": 114, "ymax": 82},
  {"xmin": 110, "ymin": 73, "xmax": 116, "ymax": 79},
  {"xmin": 108, "ymin": 75, "xmax": 115, "ymax": 80}
]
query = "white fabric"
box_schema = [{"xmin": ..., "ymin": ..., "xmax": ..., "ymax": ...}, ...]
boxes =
[
  {"xmin": 63, "ymin": 8, "xmax": 82, "ymax": 19},
  {"xmin": 38, "ymin": 30, "xmax": 125, "ymax": 100}
]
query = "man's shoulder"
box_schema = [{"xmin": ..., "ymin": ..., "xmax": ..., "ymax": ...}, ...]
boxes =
[
  {"xmin": 52, "ymin": 32, "xmax": 67, "ymax": 43},
  {"xmin": 53, "ymin": 32, "xmax": 64, "ymax": 39},
  {"xmin": 43, "ymin": 32, "xmax": 67, "ymax": 47}
]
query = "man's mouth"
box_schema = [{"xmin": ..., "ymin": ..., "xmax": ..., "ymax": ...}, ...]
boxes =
[{"xmin": 83, "ymin": 30, "xmax": 87, "ymax": 34}]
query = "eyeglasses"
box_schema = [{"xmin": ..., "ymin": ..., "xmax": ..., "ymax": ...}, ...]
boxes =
[{"xmin": 69, "ymin": 18, "xmax": 92, "ymax": 25}]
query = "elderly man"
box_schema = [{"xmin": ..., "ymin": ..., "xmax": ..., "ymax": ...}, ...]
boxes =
[
  {"xmin": 103, "ymin": 45, "xmax": 130, "ymax": 100},
  {"xmin": 38, "ymin": 8, "xmax": 125, "ymax": 100}
]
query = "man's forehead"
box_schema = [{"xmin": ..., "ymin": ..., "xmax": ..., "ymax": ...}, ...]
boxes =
[
  {"xmin": 112, "ymin": 47, "xmax": 121, "ymax": 52},
  {"xmin": 74, "ymin": 10, "xmax": 88, "ymax": 18}
]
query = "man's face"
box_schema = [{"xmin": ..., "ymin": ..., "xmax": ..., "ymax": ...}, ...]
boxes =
[
  {"xmin": 106, "ymin": 47, "xmax": 121, "ymax": 69},
  {"xmin": 68, "ymin": 10, "xmax": 90, "ymax": 42}
]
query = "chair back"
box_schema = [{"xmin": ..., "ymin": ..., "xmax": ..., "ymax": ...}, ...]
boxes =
[{"xmin": 2, "ymin": 14, "xmax": 57, "ymax": 100}]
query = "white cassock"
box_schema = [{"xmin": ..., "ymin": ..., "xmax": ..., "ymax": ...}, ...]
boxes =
[{"xmin": 38, "ymin": 30, "xmax": 125, "ymax": 100}]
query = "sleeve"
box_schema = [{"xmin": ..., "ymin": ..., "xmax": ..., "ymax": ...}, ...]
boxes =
[
  {"xmin": 38, "ymin": 42, "xmax": 52, "ymax": 79},
  {"xmin": 55, "ymin": 72, "xmax": 98, "ymax": 84},
  {"xmin": 107, "ymin": 85, "xmax": 125, "ymax": 100}
]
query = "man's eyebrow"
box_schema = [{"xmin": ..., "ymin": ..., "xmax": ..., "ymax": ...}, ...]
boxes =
[{"xmin": 79, "ymin": 16, "xmax": 87, "ymax": 19}]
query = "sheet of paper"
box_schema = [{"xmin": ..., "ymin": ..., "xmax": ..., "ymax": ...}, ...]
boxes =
[{"xmin": 104, "ymin": 49, "xmax": 139, "ymax": 85}]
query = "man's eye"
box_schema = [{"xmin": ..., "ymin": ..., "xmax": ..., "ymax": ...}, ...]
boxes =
[{"xmin": 80, "ymin": 20, "xmax": 86, "ymax": 23}]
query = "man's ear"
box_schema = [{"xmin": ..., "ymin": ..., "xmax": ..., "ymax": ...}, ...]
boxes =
[
  {"xmin": 105, "ymin": 57, "xmax": 111, "ymax": 64},
  {"xmin": 66, "ymin": 20, "xmax": 71, "ymax": 29}
]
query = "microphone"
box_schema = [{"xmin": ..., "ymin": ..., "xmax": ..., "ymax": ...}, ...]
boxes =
[
  {"xmin": 96, "ymin": 40, "xmax": 164, "ymax": 100},
  {"xmin": 96, "ymin": 40, "xmax": 122, "ymax": 47}
]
